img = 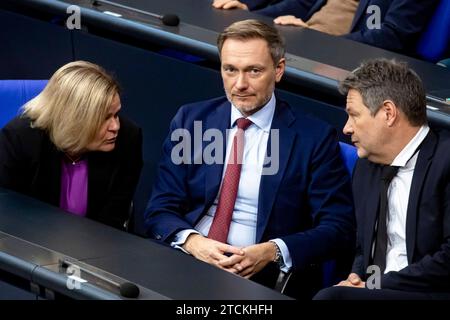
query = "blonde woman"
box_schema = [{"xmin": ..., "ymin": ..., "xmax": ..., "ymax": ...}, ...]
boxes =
[{"xmin": 0, "ymin": 61, "xmax": 143, "ymax": 230}]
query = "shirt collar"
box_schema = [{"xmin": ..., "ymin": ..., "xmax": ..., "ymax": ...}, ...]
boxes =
[
  {"xmin": 230, "ymin": 93, "xmax": 276, "ymax": 133},
  {"xmin": 391, "ymin": 125, "xmax": 430, "ymax": 167}
]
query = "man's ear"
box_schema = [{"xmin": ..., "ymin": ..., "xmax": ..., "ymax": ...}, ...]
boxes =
[
  {"xmin": 275, "ymin": 58, "xmax": 286, "ymax": 83},
  {"xmin": 382, "ymin": 100, "xmax": 399, "ymax": 127}
]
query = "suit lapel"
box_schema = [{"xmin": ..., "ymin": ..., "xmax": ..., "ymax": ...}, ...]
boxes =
[
  {"xmin": 362, "ymin": 165, "xmax": 381, "ymax": 270},
  {"xmin": 308, "ymin": 0, "xmax": 328, "ymax": 20},
  {"xmin": 405, "ymin": 131, "xmax": 436, "ymax": 263},
  {"xmin": 34, "ymin": 136, "xmax": 62, "ymax": 206},
  {"xmin": 350, "ymin": 0, "xmax": 370, "ymax": 31},
  {"xmin": 204, "ymin": 101, "xmax": 231, "ymax": 209},
  {"xmin": 88, "ymin": 151, "xmax": 117, "ymax": 214},
  {"xmin": 256, "ymin": 100, "xmax": 296, "ymax": 242}
]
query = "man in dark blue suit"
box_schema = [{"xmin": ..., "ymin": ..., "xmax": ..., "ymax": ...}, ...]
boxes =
[
  {"xmin": 314, "ymin": 59, "xmax": 450, "ymax": 299},
  {"xmin": 145, "ymin": 19, "xmax": 354, "ymax": 299},
  {"xmin": 213, "ymin": 0, "xmax": 280, "ymax": 11},
  {"xmin": 213, "ymin": 0, "xmax": 438, "ymax": 54}
]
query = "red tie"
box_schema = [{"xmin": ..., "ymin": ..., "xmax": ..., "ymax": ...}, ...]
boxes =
[{"xmin": 208, "ymin": 118, "xmax": 253, "ymax": 243}]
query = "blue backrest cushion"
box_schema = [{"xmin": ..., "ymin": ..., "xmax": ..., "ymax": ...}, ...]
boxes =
[
  {"xmin": 339, "ymin": 141, "xmax": 358, "ymax": 176},
  {"xmin": 0, "ymin": 80, "xmax": 48, "ymax": 128},
  {"xmin": 417, "ymin": 0, "xmax": 450, "ymax": 62}
]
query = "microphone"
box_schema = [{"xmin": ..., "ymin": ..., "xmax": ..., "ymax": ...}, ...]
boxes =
[
  {"xmin": 160, "ymin": 14, "xmax": 181, "ymax": 27},
  {"xmin": 60, "ymin": 260, "xmax": 140, "ymax": 299},
  {"xmin": 92, "ymin": 0, "xmax": 180, "ymax": 26}
]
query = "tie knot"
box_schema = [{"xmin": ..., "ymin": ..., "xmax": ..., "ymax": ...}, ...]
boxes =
[
  {"xmin": 381, "ymin": 165, "xmax": 400, "ymax": 183},
  {"xmin": 236, "ymin": 118, "xmax": 253, "ymax": 131}
]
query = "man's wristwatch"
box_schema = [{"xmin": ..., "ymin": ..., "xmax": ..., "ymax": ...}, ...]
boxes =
[{"xmin": 270, "ymin": 241, "xmax": 284, "ymax": 268}]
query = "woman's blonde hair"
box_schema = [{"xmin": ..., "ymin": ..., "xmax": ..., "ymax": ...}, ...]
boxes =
[{"xmin": 22, "ymin": 61, "xmax": 120, "ymax": 154}]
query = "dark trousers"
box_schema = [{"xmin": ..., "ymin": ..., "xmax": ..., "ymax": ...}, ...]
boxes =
[
  {"xmin": 251, "ymin": 263, "xmax": 322, "ymax": 300},
  {"xmin": 313, "ymin": 286, "xmax": 450, "ymax": 300}
]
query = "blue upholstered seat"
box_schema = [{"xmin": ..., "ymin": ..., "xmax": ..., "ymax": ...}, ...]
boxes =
[
  {"xmin": 416, "ymin": 0, "xmax": 450, "ymax": 62},
  {"xmin": 0, "ymin": 80, "xmax": 48, "ymax": 128}
]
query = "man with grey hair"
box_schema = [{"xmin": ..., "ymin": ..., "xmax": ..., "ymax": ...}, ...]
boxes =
[
  {"xmin": 146, "ymin": 19, "xmax": 355, "ymax": 299},
  {"xmin": 314, "ymin": 59, "xmax": 450, "ymax": 299}
]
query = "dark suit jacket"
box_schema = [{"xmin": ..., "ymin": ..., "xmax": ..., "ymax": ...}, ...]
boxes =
[
  {"xmin": 145, "ymin": 96, "xmax": 355, "ymax": 297},
  {"xmin": 0, "ymin": 116, "xmax": 143, "ymax": 230},
  {"xmin": 346, "ymin": 0, "xmax": 438, "ymax": 53},
  {"xmin": 242, "ymin": 0, "xmax": 282, "ymax": 10},
  {"xmin": 255, "ymin": 0, "xmax": 326, "ymax": 19},
  {"xmin": 255, "ymin": 0, "xmax": 438, "ymax": 54},
  {"xmin": 352, "ymin": 129, "xmax": 450, "ymax": 292}
]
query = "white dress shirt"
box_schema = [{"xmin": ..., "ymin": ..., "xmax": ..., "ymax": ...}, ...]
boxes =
[
  {"xmin": 384, "ymin": 125, "xmax": 430, "ymax": 273},
  {"xmin": 172, "ymin": 94, "xmax": 292, "ymax": 272}
]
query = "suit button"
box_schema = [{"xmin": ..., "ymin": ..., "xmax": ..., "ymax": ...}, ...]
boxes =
[{"xmin": 155, "ymin": 234, "xmax": 162, "ymax": 240}]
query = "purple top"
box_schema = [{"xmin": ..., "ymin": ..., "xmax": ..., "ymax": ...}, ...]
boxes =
[{"xmin": 59, "ymin": 157, "xmax": 88, "ymax": 216}]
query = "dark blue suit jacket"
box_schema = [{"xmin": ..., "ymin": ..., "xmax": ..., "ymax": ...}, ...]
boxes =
[
  {"xmin": 255, "ymin": 0, "xmax": 438, "ymax": 53},
  {"xmin": 255, "ymin": 0, "xmax": 325, "ymax": 19},
  {"xmin": 242, "ymin": 0, "xmax": 282, "ymax": 10},
  {"xmin": 145, "ymin": 96, "xmax": 355, "ymax": 273},
  {"xmin": 352, "ymin": 129, "xmax": 450, "ymax": 292}
]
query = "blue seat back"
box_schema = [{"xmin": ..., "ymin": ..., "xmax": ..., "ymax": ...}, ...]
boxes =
[
  {"xmin": 0, "ymin": 80, "xmax": 48, "ymax": 128},
  {"xmin": 322, "ymin": 142, "xmax": 358, "ymax": 288},
  {"xmin": 416, "ymin": 0, "xmax": 450, "ymax": 62},
  {"xmin": 339, "ymin": 141, "xmax": 358, "ymax": 176}
]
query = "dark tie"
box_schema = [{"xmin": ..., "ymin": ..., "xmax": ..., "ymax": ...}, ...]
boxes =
[
  {"xmin": 208, "ymin": 118, "xmax": 253, "ymax": 243},
  {"xmin": 372, "ymin": 165, "xmax": 400, "ymax": 273}
]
